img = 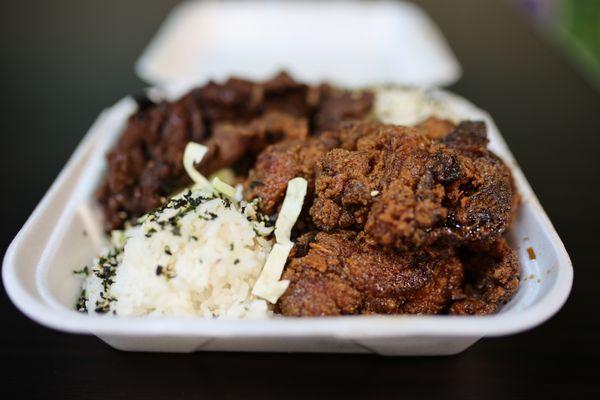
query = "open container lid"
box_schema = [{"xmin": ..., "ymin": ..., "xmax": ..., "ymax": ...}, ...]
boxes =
[{"xmin": 135, "ymin": 0, "xmax": 462, "ymax": 88}]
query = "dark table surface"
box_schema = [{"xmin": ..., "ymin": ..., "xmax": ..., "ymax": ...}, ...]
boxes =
[{"xmin": 1, "ymin": 0, "xmax": 598, "ymax": 398}]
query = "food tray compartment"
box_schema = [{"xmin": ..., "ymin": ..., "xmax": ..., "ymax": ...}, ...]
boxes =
[{"xmin": 3, "ymin": 84, "xmax": 572, "ymax": 355}]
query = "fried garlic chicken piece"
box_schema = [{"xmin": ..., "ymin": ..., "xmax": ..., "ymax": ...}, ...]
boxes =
[
  {"xmin": 310, "ymin": 121, "xmax": 517, "ymax": 250},
  {"xmin": 241, "ymin": 121, "xmax": 381, "ymax": 217},
  {"xmin": 414, "ymin": 117, "xmax": 456, "ymax": 140},
  {"xmin": 243, "ymin": 137, "xmax": 333, "ymax": 215},
  {"xmin": 450, "ymin": 238, "xmax": 520, "ymax": 315},
  {"xmin": 277, "ymin": 232, "xmax": 464, "ymax": 317}
]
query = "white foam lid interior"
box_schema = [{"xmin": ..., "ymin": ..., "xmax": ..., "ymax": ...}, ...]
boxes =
[{"xmin": 135, "ymin": 0, "xmax": 461, "ymax": 88}]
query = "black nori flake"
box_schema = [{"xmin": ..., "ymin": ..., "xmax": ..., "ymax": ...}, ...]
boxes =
[
  {"xmin": 264, "ymin": 216, "xmax": 275, "ymax": 227},
  {"xmin": 164, "ymin": 246, "xmax": 172, "ymax": 256},
  {"xmin": 73, "ymin": 266, "xmax": 89, "ymax": 276},
  {"xmin": 75, "ymin": 289, "xmax": 87, "ymax": 312},
  {"xmin": 145, "ymin": 227, "xmax": 157, "ymax": 238},
  {"xmin": 188, "ymin": 196, "xmax": 203, "ymax": 208},
  {"xmin": 171, "ymin": 198, "xmax": 188, "ymax": 210},
  {"xmin": 102, "ymin": 279, "xmax": 114, "ymax": 292},
  {"xmin": 94, "ymin": 292, "xmax": 116, "ymax": 314},
  {"xmin": 89, "ymin": 247, "xmax": 122, "ymax": 303},
  {"xmin": 222, "ymin": 197, "xmax": 231, "ymax": 208},
  {"xmin": 199, "ymin": 211, "xmax": 218, "ymax": 221},
  {"xmin": 234, "ymin": 259, "xmax": 240, "ymax": 265},
  {"xmin": 94, "ymin": 302, "xmax": 111, "ymax": 314},
  {"xmin": 168, "ymin": 213, "xmax": 180, "ymax": 225},
  {"xmin": 156, "ymin": 264, "xmax": 176, "ymax": 279}
]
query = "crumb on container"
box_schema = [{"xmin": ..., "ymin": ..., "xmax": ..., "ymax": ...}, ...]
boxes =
[{"xmin": 527, "ymin": 247, "xmax": 536, "ymax": 260}]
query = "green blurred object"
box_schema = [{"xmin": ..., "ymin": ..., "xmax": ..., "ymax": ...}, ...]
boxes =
[
  {"xmin": 515, "ymin": 0, "xmax": 600, "ymax": 89},
  {"xmin": 560, "ymin": 0, "xmax": 600, "ymax": 88}
]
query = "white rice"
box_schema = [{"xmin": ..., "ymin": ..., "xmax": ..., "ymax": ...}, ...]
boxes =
[
  {"xmin": 373, "ymin": 86, "xmax": 462, "ymax": 125},
  {"xmin": 81, "ymin": 187, "xmax": 274, "ymax": 319}
]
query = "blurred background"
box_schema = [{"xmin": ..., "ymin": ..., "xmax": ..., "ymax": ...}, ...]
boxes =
[{"xmin": 512, "ymin": 0, "xmax": 600, "ymax": 89}]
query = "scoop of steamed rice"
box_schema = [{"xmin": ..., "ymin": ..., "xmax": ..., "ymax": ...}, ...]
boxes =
[{"xmin": 83, "ymin": 187, "xmax": 274, "ymax": 319}]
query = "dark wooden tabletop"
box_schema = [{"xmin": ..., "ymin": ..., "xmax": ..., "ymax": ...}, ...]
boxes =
[{"xmin": 1, "ymin": 0, "xmax": 598, "ymax": 398}]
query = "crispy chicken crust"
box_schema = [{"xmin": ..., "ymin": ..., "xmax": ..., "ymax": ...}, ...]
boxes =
[
  {"xmin": 310, "ymin": 121, "xmax": 517, "ymax": 250},
  {"xmin": 450, "ymin": 238, "xmax": 520, "ymax": 315},
  {"xmin": 277, "ymin": 232, "xmax": 464, "ymax": 316}
]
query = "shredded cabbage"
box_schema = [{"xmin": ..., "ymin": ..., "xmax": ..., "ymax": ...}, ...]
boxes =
[
  {"xmin": 251, "ymin": 242, "xmax": 293, "ymax": 303},
  {"xmin": 212, "ymin": 177, "xmax": 237, "ymax": 199},
  {"xmin": 252, "ymin": 177, "xmax": 308, "ymax": 303},
  {"xmin": 182, "ymin": 141, "xmax": 305, "ymax": 304},
  {"xmin": 183, "ymin": 142, "xmax": 211, "ymax": 188},
  {"xmin": 209, "ymin": 168, "xmax": 236, "ymax": 185},
  {"xmin": 274, "ymin": 177, "xmax": 308, "ymax": 244}
]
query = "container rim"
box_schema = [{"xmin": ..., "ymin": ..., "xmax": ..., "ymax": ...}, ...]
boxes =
[
  {"xmin": 2, "ymin": 232, "xmax": 573, "ymax": 338},
  {"xmin": 2, "ymin": 86, "xmax": 573, "ymax": 339}
]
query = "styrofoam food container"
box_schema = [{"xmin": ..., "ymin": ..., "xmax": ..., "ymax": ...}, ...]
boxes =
[
  {"xmin": 136, "ymin": 0, "xmax": 461, "ymax": 88},
  {"xmin": 2, "ymin": 81, "xmax": 572, "ymax": 355}
]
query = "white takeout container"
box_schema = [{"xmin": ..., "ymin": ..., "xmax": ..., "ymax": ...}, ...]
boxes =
[
  {"xmin": 2, "ymin": 83, "xmax": 573, "ymax": 355},
  {"xmin": 2, "ymin": 1, "xmax": 572, "ymax": 355}
]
